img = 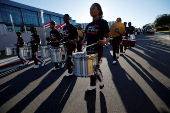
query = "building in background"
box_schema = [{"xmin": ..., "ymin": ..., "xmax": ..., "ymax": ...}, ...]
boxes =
[
  {"xmin": 0, "ymin": 0, "xmax": 78, "ymax": 50},
  {"xmin": 0, "ymin": 0, "xmax": 77, "ymax": 33}
]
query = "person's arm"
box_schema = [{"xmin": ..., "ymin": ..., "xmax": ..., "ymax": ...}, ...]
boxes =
[
  {"xmin": 34, "ymin": 35, "xmax": 40, "ymax": 45},
  {"xmin": 68, "ymin": 27, "xmax": 78, "ymax": 44},
  {"xmin": 98, "ymin": 32, "xmax": 110, "ymax": 46},
  {"xmin": 116, "ymin": 30, "xmax": 126, "ymax": 36},
  {"xmin": 133, "ymin": 27, "xmax": 136, "ymax": 35},
  {"xmin": 98, "ymin": 21, "xmax": 110, "ymax": 46}
]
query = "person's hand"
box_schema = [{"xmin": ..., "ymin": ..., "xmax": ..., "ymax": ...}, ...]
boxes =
[
  {"xmin": 116, "ymin": 29, "xmax": 119, "ymax": 33},
  {"xmin": 53, "ymin": 40, "xmax": 60, "ymax": 43},
  {"xmin": 81, "ymin": 40, "xmax": 86, "ymax": 45},
  {"xmin": 68, "ymin": 40, "xmax": 75, "ymax": 44},
  {"xmin": 98, "ymin": 39, "xmax": 106, "ymax": 46}
]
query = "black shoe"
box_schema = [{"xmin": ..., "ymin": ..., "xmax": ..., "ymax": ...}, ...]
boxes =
[{"xmin": 100, "ymin": 84, "xmax": 104, "ymax": 89}]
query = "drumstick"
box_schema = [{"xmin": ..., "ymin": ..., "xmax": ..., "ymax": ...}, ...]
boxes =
[{"xmin": 85, "ymin": 38, "xmax": 111, "ymax": 48}]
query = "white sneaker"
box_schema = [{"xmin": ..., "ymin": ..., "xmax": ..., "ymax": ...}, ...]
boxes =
[
  {"xmin": 112, "ymin": 61, "xmax": 116, "ymax": 64},
  {"xmin": 60, "ymin": 63, "xmax": 65, "ymax": 68},
  {"xmin": 116, "ymin": 53, "xmax": 119, "ymax": 58},
  {"xmin": 65, "ymin": 72, "xmax": 73, "ymax": 77},
  {"xmin": 25, "ymin": 60, "xmax": 29, "ymax": 65},
  {"xmin": 120, "ymin": 52, "xmax": 123, "ymax": 55},
  {"xmin": 19, "ymin": 64, "xmax": 25, "ymax": 67},
  {"xmin": 34, "ymin": 65, "xmax": 39, "ymax": 69},
  {"xmin": 53, "ymin": 68, "xmax": 60, "ymax": 71},
  {"xmin": 100, "ymin": 78, "xmax": 104, "ymax": 86},
  {"xmin": 41, "ymin": 62, "xmax": 46, "ymax": 67},
  {"xmin": 87, "ymin": 86, "xmax": 96, "ymax": 91}
]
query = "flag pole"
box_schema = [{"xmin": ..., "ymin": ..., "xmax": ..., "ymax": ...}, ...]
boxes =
[
  {"xmin": 10, "ymin": 14, "xmax": 15, "ymax": 32},
  {"xmin": 41, "ymin": 10, "xmax": 47, "ymax": 46}
]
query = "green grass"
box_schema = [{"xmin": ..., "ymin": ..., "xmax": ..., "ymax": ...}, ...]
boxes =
[
  {"xmin": 0, "ymin": 50, "xmax": 16, "ymax": 60},
  {"xmin": 157, "ymin": 31, "xmax": 170, "ymax": 34}
]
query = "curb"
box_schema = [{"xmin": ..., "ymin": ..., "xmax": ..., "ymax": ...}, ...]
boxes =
[{"xmin": 0, "ymin": 55, "xmax": 41, "ymax": 70}]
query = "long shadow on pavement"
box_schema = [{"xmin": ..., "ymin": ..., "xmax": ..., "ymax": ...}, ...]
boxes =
[
  {"xmin": 0, "ymin": 60, "xmax": 53, "ymax": 107},
  {"xmin": 128, "ymin": 45, "xmax": 170, "ymax": 79},
  {"xmin": 124, "ymin": 54, "xmax": 170, "ymax": 108},
  {"xmin": 34, "ymin": 75, "xmax": 77, "ymax": 113},
  {"xmin": 103, "ymin": 45, "xmax": 160, "ymax": 113}
]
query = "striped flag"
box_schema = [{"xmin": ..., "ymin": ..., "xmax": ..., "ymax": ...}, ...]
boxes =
[
  {"xmin": 59, "ymin": 23, "xmax": 66, "ymax": 29},
  {"xmin": 44, "ymin": 20, "xmax": 66, "ymax": 29}
]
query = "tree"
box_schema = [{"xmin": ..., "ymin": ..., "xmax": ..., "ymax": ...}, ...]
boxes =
[{"xmin": 154, "ymin": 14, "xmax": 170, "ymax": 27}]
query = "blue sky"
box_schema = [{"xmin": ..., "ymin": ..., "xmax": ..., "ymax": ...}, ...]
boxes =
[{"xmin": 12, "ymin": 0, "xmax": 170, "ymax": 28}]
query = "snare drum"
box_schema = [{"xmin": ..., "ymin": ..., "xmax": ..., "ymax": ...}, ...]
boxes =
[
  {"xmin": 73, "ymin": 51, "xmax": 98, "ymax": 77},
  {"xmin": 50, "ymin": 47, "xmax": 67, "ymax": 63},
  {"xmin": 19, "ymin": 47, "xmax": 32, "ymax": 57},
  {"xmin": 41, "ymin": 46, "xmax": 50, "ymax": 58},
  {"xmin": 5, "ymin": 47, "xmax": 17, "ymax": 55},
  {"xmin": 122, "ymin": 39, "xmax": 136, "ymax": 47}
]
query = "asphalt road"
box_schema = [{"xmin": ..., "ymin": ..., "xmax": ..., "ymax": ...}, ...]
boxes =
[{"xmin": 0, "ymin": 33, "xmax": 170, "ymax": 113}]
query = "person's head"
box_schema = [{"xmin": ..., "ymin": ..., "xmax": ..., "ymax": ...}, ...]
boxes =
[
  {"xmin": 16, "ymin": 31, "xmax": 22, "ymax": 37},
  {"xmin": 78, "ymin": 26, "xmax": 82, "ymax": 30},
  {"xmin": 116, "ymin": 18, "xmax": 121, "ymax": 22},
  {"xmin": 50, "ymin": 21, "xmax": 56, "ymax": 29},
  {"xmin": 90, "ymin": 3, "xmax": 103, "ymax": 19},
  {"xmin": 124, "ymin": 22, "xmax": 127, "ymax": 26},
  {"xmin": 128, "ymin": 22, "xmax": 132, "ymax": 27},
  {"xmin": 30, "ymin": 27, "xmax": 37, "ymax": 34},
  {"xmin": 63, "ymin": 14, "xmax": 70, "ymax": 23}
]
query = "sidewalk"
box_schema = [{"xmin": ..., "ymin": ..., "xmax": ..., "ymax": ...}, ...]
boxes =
[{"xmin": 0, "ymin": 51, "xmax": 41, "ymax": 70}]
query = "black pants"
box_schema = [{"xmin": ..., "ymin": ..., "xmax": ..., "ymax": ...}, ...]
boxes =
[
  {"xmin": 86, "ymin": 48, "xmax": 104, "ymax": 86},
  {"xmin": 17, "ymin": 48, "xmax": 27, "ymax": 64},
  {"xmin": 76, "ymin": 41, "xmax": 82, "ymax": 52},
  {"xmin": 66, "ymin": 46, "xmax": 75, "ymax": 73},
  {"xmin": 112, "ymin": 38, "xmax": 122, "ymax": 61},
  {"xmin": 120, "ymin": 45, "xmax": 127, "ymax": 52},
  {"xmin": 32, "ymin": 45, "xmax": 44, "ymax": 65}
]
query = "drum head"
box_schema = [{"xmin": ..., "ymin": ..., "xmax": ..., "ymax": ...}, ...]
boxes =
[
  {"xmin": 78, "ymin": 30, "xmax": 83, "ymax": 37},
  {"xmin": 110, "ymin": 22, "xmax": 125, "ymax": 37}
]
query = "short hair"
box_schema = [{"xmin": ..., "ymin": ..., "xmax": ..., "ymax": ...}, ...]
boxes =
[
  {"xmin": 128, "ymin": 22, "xmax": 131, "ymax": 24},
  {"xmin": 116, "ymin": 17, "xmax": 121, "ymax": 22},
  {"xmin": 64, "ymin": 14, "xmax": 70, "ymax": 18},
  {"xmin": 16, "ymin": 31, "xmax": 22, "ymax": 35},
  {"xmin": 50, "ymin": 21, "xmax": 56, "ymax": 25},
  {"xmin": 124, "ymin": 22, "xmax": 127, "ymax": 24},
  {"xmin": 30, "ymin": 27, "xmax": 37, "ymax": 33}
]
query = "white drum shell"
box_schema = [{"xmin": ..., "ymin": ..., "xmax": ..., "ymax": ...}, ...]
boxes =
[
  {"xmin": 41, "ymin": 46, "xmax": 51, "ymax": 58},
  {"xmin": 50, "ymin": 47, "xmax": 67, "ymax": 63},
  {"xmin": 19, "ymin": 47, "xmax": 32, "ymax": 57},
  {"xmin": 5, "ymin": 47, "xmax": 17, "ymax": 55}
]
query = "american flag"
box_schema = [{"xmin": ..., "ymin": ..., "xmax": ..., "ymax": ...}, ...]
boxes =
[{"xmin": 44, "ymin": 20, "xmax": 66, "ymax": 29}]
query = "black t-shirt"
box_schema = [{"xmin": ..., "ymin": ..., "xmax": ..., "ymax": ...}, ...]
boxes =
[
  {"xmin": 85, "ymin": 19, "xmax": 110, "ymax": 49},
  {"xmin": 30, "ymin": 33, "xmax": 40, "ymax": 45},
  {"xmin": 127, "ymin": 26, "xmax": 135, "ymax": 34},
  {"xmin": 50, "ymin": 29, "xmax": 61, "ymax": 47},
  {"xmin": 63, "ymin": 24, "xmax": 78, "ymax": 47},
  {"xmin": 17, "ymin": 36, "xmax": 24, "ymax": 47}
]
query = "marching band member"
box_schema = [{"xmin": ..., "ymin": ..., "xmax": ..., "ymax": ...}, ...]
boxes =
[
  {"xmin": 62, "ymin": 14, "xmax": 78, "ymax": 77},
  {"xmin": 120, "ymin": 22, "xmax": 128, "ymax": 54},
  {"xmin": 16, "ymin": 31, "xmax": 29, "ymax": 67},
  {"xmin": 127, "ymin": 22, "xmax": 135, "ymax": 40},
  {"xmin": 28, "ymin": 27, "xmax": 46, "ymax": 69},
  {"xmin": 49, "ymin": 21, "xmax": 65, "ymax": 70},
  {"xmin": 112, "ymin": 18, "xmax": 125, "ymax": 64},
  {"xmin": 82, "ymin": 3, "xmax": 110, "ymax": 91}
]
